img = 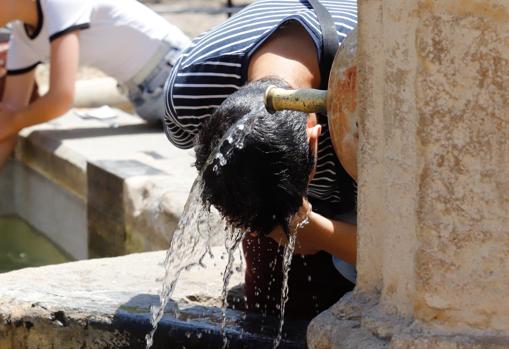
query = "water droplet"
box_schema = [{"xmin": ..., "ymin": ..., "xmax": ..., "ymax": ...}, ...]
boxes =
[
  {"xmin": 307, "ymin": 275, "xmax": 312, "ymax": 282},
  {"xmin": 197, "ymin": 332, "xmax": 202, "ymax": 339},
  {"xmin": 185, "ymin": 332, "xmax": 191, "ymax": 339},
  {"xmin": 215, "ymin": 152, "xmax": 227, "ymax": 166}
]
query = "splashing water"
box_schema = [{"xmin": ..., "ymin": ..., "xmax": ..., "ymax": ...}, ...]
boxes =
[
  {"xmin": 145, "ymin": 177, "xmax": 213, "ymax": 349},
  {"xmin": 146, "ymin": 105, "xmax": 309, "ymax": 348},
  {"xmin": 211, "ymin": 107, "xmax": 263, "ymax": 175},
  {"xmin": 146, "ymin": 108, "xmax": 263, "ymax": 348},
  {"xmin": 220, "ymin": 228, "xmax": 243, "ymax": 349},
  {"xmin": 272, "ymin": 214, "xmax": 309, "ymax": 349}
]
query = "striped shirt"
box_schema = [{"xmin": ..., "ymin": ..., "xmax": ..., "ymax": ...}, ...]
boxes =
[{"xmin": 164, "ymin": 0, "xmax": 357, "ymax": 206}]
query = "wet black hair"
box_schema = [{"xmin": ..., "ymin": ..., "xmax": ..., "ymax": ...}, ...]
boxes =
[{"xmin": 195, "ymin": 77, "xmax": 314, "ymax": 236}]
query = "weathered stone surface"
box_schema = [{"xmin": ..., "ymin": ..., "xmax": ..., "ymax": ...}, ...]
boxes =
[
  {"xmin": 16, "ymin": 128, "xmax": 87, "ymax": 200},
  {"xmin": 0, "ymin": 249, "xmax": 309, "ymax": 349},
  {"xmin": 14, "ymin": 161, "xmax": 88, "ymax": 260},
  {"xmin": 9, "ymin": 110, "xmax": 198, "ymax": 258},
  {"xmin": 0, "ymin": 249, "xmax": 243, "ymax": 348},
  {"xmin": 0, "ymin": 161, "xmax": 14, "ymax": 216},
  {"xmin": 309, "ymin": 0, "xmax": 509, "ymax": 348},
  {"xmin": 87, "ymin": 160, "xmax": 169, "ymax": 257}
]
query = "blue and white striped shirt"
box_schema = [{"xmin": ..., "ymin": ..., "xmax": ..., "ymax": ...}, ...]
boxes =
[{"xmin": 164, "ymin": 0, "xmax": 357, "ymax": 205}]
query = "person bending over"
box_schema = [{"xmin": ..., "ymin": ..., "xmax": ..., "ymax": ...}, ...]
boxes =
[
  {"xmin": 164, "ymin": 0, "xmax": 358, "ymax": 319},
  {"xmin": 0, "ymin": 0, "xmax": 190, "ymax": 169}
]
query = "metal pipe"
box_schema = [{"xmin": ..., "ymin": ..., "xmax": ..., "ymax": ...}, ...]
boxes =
[{"xmin": 264, "ymin": 86, "xmax": 327, "ymax": 114}]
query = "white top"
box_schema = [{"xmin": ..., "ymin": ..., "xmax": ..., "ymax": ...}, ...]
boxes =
[{"xmin": 6, "ymin": 0, "xmax": 189, "ymax": 83}]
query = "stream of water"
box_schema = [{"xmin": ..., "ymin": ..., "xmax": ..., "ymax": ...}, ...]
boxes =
[{"xmin": 146, "ymin": 107, "xmax": 302, "ymax": 349}]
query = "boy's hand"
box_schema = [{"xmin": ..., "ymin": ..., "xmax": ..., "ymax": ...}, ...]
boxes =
[{"xmin": 268, "ymin": 198, "xmax": 321, "ymax": 255}]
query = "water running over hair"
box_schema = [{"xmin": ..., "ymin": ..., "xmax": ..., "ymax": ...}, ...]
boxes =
[
  {"xmin": 146, "ymin": 107, "xmax": 263, "ymax": 348},
  {"xmin": 211, "ymin": 106, "xmax": 263, "ymax": 175},
  {"xmin": 146, "ymin": 106, "xmax": 304, "ymax": 348},
  {"xmin": 145, "ymin": 177, "xmax": 211, "ymax": 349}
]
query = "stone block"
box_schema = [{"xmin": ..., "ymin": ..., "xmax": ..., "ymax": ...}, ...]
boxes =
[
  {"xmin": 87, "ymin": 159, "xmax": 208, "ymax": 257},
  {"xmin": 14, "ymin": 162, "xmax": 87, "ymax": 260},
  {"xmin": 87, "ymin": 160, "xmax": 169, "ymax": 257},
  {"xmin": 0, "ymin": 160, "xmax": 15, "ymax": 215},
  {"xmin": 0, "ymin": 250, "xmax": 307, "ymax": 349},
  {"xmin": 308, "ymin": 0, "xmax": 509, "ymax": 348},
  {"xmin": 16, "ymin": 131, "xmax": 87, "ymax": 200}
]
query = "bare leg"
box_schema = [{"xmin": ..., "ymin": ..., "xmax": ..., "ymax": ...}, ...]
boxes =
[{"xmin": 0, "ymin": 136, "xmax": 17, "ymax": 171}]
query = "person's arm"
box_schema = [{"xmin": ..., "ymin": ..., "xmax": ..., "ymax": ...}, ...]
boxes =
[
  {"xmin": 0, "ymin": 42, "xmax": 7, "ymax": 78},
  {"xmin": 0, "ymin": 31, "xmax": 80, "ymax": 141},
  {"xmin": 268, "ymin": 200, "xmax": 357, "ymax": 265},
  {"xmin": 0, "ymin": 60, "xmax": 37, "ymax": 169}
]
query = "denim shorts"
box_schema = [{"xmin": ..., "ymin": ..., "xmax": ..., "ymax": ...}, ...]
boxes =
[{"xmin": 126, "ymin": 46, "xmax": 183, "ymax": 124}]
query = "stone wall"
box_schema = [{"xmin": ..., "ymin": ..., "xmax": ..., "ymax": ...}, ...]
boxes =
[
  {"xmin": 309, "ymin": 1, "xmax": 509, "ymax": 348},
  {"xmin": 0, "ymin": 110, "xmax": 199, "ymax": 259}
]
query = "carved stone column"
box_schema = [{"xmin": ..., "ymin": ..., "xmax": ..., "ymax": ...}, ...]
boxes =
[{"xmin": 308, "ymin": 1, "xmax": 509, "ymax": 348}]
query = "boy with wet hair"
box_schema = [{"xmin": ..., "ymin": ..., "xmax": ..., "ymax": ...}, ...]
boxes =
[
  {"xmin": 164, "ymin": 0, "xmax": 358, "ymax": 318},
  {"xmin": 196, "ymin": 78, "xmax": 314, "ymax": 237},
  {"xmin": 0, "ymin": 0, "xmax": 190, "ymax": 169}
]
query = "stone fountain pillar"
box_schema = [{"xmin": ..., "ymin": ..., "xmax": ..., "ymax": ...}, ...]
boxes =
[{"xmin": 308, "ymin": 1, "xmax": 509, "ymax": 348}]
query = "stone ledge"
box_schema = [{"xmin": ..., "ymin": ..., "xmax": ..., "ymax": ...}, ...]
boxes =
[
  {"xmin": 0, "ymin": 250, "xmax": 308, "ymax": 349},
  {"xmin": 11, "ymin": 110, "xmax": 198, "ymax": 257},
  {"xmin": 307, "ymin": 293, "xmax": 509, "ymax": 349}
]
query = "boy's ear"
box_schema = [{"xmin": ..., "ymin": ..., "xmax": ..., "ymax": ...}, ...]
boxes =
[
  {"xmin": 306, "ymin": 124, "xmax": 322, "ymax": 144},
  {"xmin": 306, "ymin": 123, "xmax": 322, "ymax": 156},
  {"xmin": 306, "ymin": 123, "xmax": 321, "ymax": 183},
  {"xmin": 306, "ymin": 113, "xmax": 321, "ymax": 146},
  {"xmin": 306, "ymin": 113, "xmax": 317, "ymax": 128}
]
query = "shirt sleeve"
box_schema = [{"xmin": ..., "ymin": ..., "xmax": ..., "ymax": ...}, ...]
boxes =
[
  {"xmin": 45, "ymin": 0, "xmax": 92, "ymax": 42},
  {"xmin": 6, "ymin": 25, "xmax": 41, "ymax": 74}
]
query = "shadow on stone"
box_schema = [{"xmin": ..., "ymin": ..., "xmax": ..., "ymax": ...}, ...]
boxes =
[{"xmin": 109, "ymin": 294, "xmax": 309, "ymax": 349}]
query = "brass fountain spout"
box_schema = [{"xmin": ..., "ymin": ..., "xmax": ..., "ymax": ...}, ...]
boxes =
[
  {"xmin": 264, "ymin": 86, "xmax": 327, "ymax": 115},
  {"xmin": 262, "ymin": 28, "xmax": 359, "ymax": 181}
]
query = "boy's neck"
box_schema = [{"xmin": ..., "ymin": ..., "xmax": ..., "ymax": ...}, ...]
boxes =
[{"xmin": 247, "ymin": 21, "xmax": 321, "ymax": 89}]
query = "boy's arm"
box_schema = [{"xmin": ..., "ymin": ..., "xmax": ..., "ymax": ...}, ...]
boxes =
[
  {"xmin": 0, "ymin": 31, "xmax": 80, "ymax": 141},
  {"xmin": 269, "ymin": 200, "xmax": 357, "ymax": 264}
]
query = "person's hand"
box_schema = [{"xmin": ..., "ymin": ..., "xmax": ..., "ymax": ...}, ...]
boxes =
[
  {"xmin": 0, "ymin": 42, "xmax": 8, "ymax": 78},
  {"xmin": 268, "ymin": 198, "xmax": 321, "ymax": 255},
  {"xmin": 0, "ymin": 103, "xmax": 20, "ymax": 141}
]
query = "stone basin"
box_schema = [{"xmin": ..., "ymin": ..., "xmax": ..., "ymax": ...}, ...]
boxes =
[{"xmin": 0, "ymin": 249, "xmax": 308, "ymax": 349}]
